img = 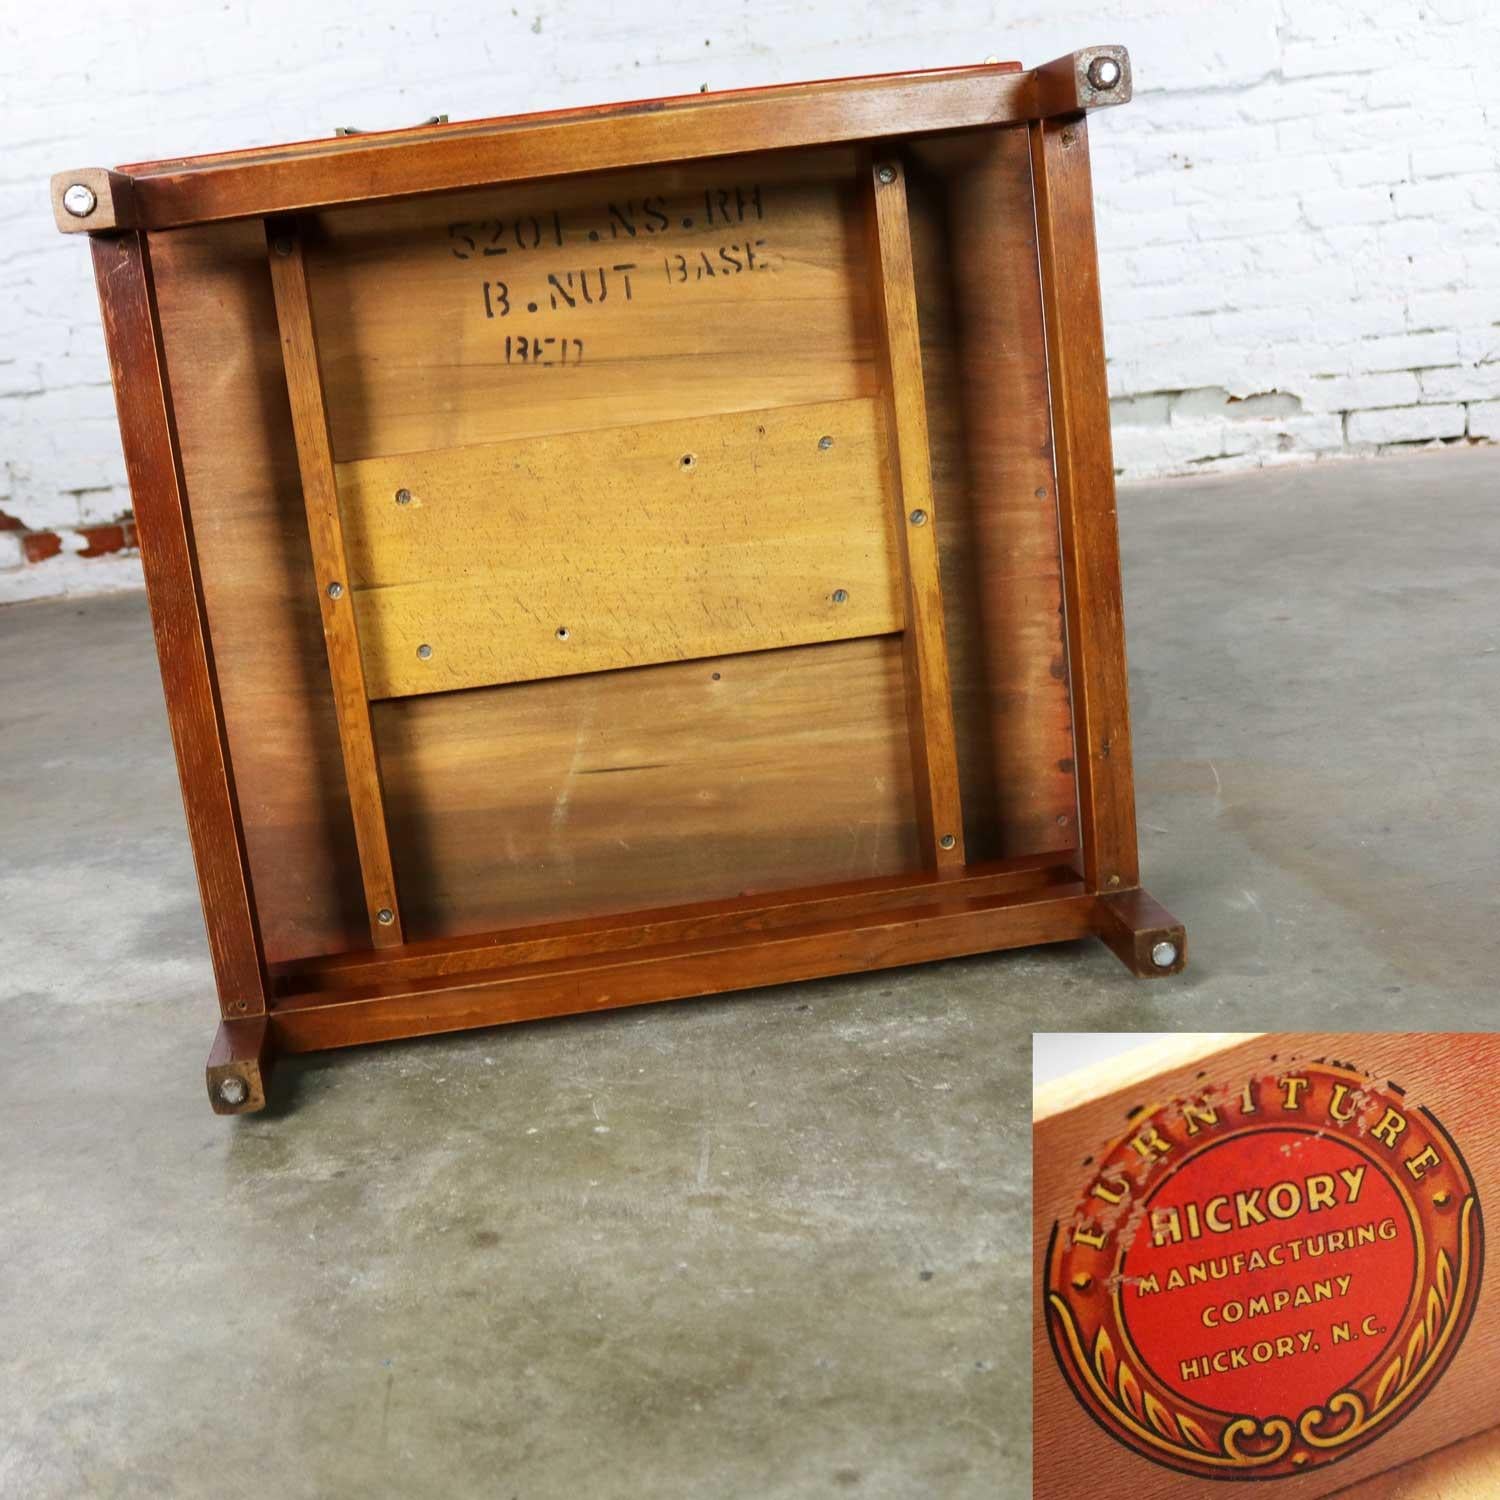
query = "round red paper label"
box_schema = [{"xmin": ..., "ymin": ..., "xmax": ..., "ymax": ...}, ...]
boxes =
[{"xmin": 1043, "ymin": 1061, "xmax": 1483, "ymax": 1481}]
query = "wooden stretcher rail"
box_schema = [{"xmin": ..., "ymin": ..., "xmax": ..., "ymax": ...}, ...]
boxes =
[
  {"xmin": 867, "ymin": 156, "xmax": 966, "ymax": 870},
  {"xmin": 273, "ymin": 854, "xmax": 1080, "ymax": 991},
  {"xmin": 268, "ymin": 880, "xmax": 1103, "ymax": 1054},
  {"xmin": 266, "ymin": 217, "xmax": 405, "ymax": 947},
  {"xmin": 53, "ymin": 50, "xmax": 1131, "ymax": 233}
]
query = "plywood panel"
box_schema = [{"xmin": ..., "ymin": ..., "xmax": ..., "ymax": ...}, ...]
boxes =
[
  {"xmin": 338, "ymin": 397, "xmax": 902, "ymax": 697},
  {"xmin": 371, "ymin": 637, "xmax": 919, "ymax": 936},
  {"xmin": 305, "ymin": 148, "xmax": 874, "ymax": 461}
]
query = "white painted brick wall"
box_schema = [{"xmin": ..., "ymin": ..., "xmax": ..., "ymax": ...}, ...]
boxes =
[{"xmin": 3, "ymin": 0, "xmax": 1498, "ymax": 599}]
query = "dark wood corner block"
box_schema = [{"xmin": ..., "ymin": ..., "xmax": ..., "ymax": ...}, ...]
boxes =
[
  {"xmin": 1094, "ymin": 888, "xmax": 1188, "ymax": 978},
  {"xmin": 50, "ymin": 168, "xmax": 137, "ymax": 234},
  {"xmin": 205, "ymin": 1016, "xmax": 274, "ymax": 1115}
]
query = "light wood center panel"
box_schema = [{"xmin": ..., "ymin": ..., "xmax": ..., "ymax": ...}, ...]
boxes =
[{"xmin": 337, "ymin": 397, "xmax": 902, "ymax": 697}]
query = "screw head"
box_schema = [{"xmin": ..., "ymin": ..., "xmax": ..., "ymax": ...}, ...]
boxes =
[
  {"xmin": 217, "ymin": 1075, "xmax": 249, "ymax": 1107},
  {"xmin": 1088, "ymin": 55, "xmax": 1122, "ymax": 91},
  {"xmin": 395, "ymin": 488, "xmax": 413, "ymax": 505},
  {"xmin": 62, "ymin": 183, "xmax": 97, "ymax": 218},
  {"xmin": 271, "ymin": 236, "xmax": 294, "ymax": 256},
  {"xmin": 377, "ymin": 907, "xmax": 395, "ymax": 926},
  {"xmin": 1151, "ymin": 939, "xmax": 1179, "ymax": 970},
  {"xmin": 818, "ymin": 435, "xmax": 834, "ymax": 451},
  {"xmin": 939, "ymin": 833, "xmax": 956, "ymax": 850},
  {"xmin": 877, "ymin": 165, "xmax": 897, "ymax": 185},
  {"xmin": 327, "ymin": 581, "xmax": 344, "ymax": 599},
  {"xmin": 831, "ymin": 588, "xmax": 848, "ymax": 604},
  {"xmin": 909, "ymin": 508, "xmax": 928, "ymax": 526},
  {"xmin": 417, "ymin": 643, "xmax": 432, "ymax": 660}
]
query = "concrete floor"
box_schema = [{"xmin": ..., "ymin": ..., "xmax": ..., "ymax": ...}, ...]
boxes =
[{"xmin": 2, "ymin": 447, "xmax": 1497, "ymax": 1499}]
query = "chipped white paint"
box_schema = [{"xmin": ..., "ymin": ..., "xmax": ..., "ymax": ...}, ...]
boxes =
[{"xmin": 3, "ymin": 0, "xmax": 1497, "ymax": 600}]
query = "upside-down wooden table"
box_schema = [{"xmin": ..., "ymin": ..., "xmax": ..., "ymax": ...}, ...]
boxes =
[{"xmin": 53, "ymin": 46, "xmax": 1185, "ymax": 1116}]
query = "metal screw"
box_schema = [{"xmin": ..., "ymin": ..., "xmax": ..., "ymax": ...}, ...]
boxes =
[
  {"xmin": 831, "ymin": 588, "xmax": 848, "ymax": 604},
  {"xmin": 939, "ymin": 833, "xmax": 956, "ymax": 850},
  {"xmin": 377, "ymin": 907, "xmax": 395, "ymax": 926},
  {"xmin": 62, "ymin": 183, "xmax": 97, "ymax": 218},
  {"xmin": 877, "ymin": 165, "xmax": 897, "ymax": 184},
  {"xmin": 217, "ymin": 1075, "xmax": 249, "ymax": 1107},
  {"xmin": 395, "ymin": 488, "xmax": 412, "ymax": 505},
  {"xmin": 272, "ymin": 236, "xmax": 294, "ymax": 256},
  {"xmin": 1061, "ymin": 128, "xmax": 1077, "ymax": 147},
  {"xmin": 909, "ymin": 508, "xmax": 928, "ymax": 526},
  {"xmin": 555, "ymin": 626, "xmax": 570, "ymax": 640},
  {"xmin": 1088, "ymin": 55, "xmax": 1122, "ymax": 91},
  {"xmin": 327, "ymin": 581, "xmax": 344, "ymax": 599},
  {"xmin": 1151, "ymin": 940, "xmax": 1179, "ymax": 969},
  {"xmin": 417, "ymin": 643, "xmax": 432, "ymax": 660},
  {"xmin": 1106, "ymin": 874, "xmax": 1122, "ymax": 888},
  {"xmin": 818, "ymin": 435, "xmax": 834, "ymax": 450}
]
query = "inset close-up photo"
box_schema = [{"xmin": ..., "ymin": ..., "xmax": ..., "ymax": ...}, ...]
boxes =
[{"xmin": 1035, "ymin": 1033, "xmax": 1500, "ymax": 1498}]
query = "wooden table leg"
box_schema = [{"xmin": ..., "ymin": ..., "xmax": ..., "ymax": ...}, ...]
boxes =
[
  {"xmin": 205, "ymin": 1016, "xmax": 275, "ymax": 1115},
  {"xmin": 1094, "ymin": 888, "xmax": 1186, "ymax": 978}
]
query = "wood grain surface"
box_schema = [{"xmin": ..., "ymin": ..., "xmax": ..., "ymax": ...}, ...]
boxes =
[
  {"xmin": 275, "ymin": 853, "xmax": 1077, "ymax": 989},
  {"xmin": 89, "ymin": 232, "xmax": 268, "ymax": 1011},
  {"xmin": 149, "ymin": 130, "xmax": 1080, "ymax": 963},
  {"xmin": 867, "ymin": 158, "xmax": 966, "ymax": 870},
  {"xmin": 304, "ymin": 150, "xmax": 872, "ymax": 462},
  {"xmin": 107, "ymin": 64, "xmax": 1042, "ymax": 229},
  {"xmin": 1034, "ymin": 1034, "xmax": 1500, "ymax": 1500},
  {"xmin": 1030, "ymin": 115, "xmax": 1138, "ymax": 891},
  {"xmin": 270, "ymin": 880, "xmax": 1099, "ymax": 1053},
  {"xmin": 1334, "ymin": 1425, "xmax": 1500, "ymax": 1497},
  {"xmin": 369, "ymin": 637, "xmax": 919, "ymax": 936},
  {"xmin": 907, "ymin": 130, "xmax": 1079, "ymax": 865},
  {"xmin": 267, "ymin": 220, "xmax": 404, "ymax": 945},
  {"xmin": 337, "ymin": 397, "xmax": 901, "ymax": 697},
  {"xmin": 150, "ymin": 219, "xmax": 369, "ymax": 966}
]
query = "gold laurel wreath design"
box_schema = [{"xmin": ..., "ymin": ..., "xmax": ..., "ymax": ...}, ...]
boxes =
[
  {"xmin": 1299, "ymin": 1195, "xmax": 1477, "ymax": 1451},
  {"xmin": 1048, "ymin": 1294, "xmax": 1293, "ymax": 1469}
]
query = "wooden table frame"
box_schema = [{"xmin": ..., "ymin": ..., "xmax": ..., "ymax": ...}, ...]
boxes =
[{"xmin": 56, "ymin": 46, "xmax": 1185, "ymax": 1116}]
